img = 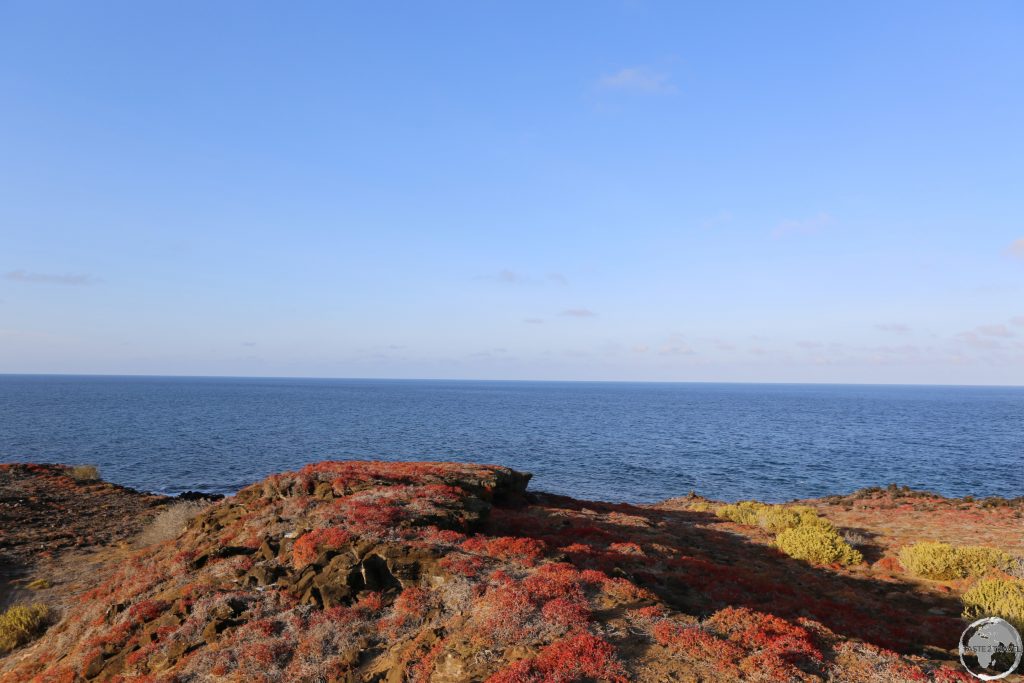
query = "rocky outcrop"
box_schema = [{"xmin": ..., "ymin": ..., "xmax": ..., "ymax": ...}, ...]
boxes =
[{"xmin": 0, "ymin": 461, "xmax": 984, "ymax": 682}]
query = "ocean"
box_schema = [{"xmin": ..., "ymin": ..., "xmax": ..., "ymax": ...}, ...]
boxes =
[{"xmin": 0, "ymin": 375, "xmax": 1021, "ymax": 503}]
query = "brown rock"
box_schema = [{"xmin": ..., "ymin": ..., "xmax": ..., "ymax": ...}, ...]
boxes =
[
  {"xmin": 202, "ymin": 619, "xmax": 221, "ymax": 645},
  {"xmin": 82, "ymin": 653, "xmax": 105, "ymax": 679}
]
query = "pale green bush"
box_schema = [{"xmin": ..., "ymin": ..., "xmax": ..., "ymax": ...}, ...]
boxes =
[
  {"xmin": 957, "ymin": 546, "xmax": 1014, "ymax": 577},
  {"xmin": 775, "ymin": 524, "xmax": 863, "ymax": 566},
  {"xmin": 898, "ymin": 542, "xmax": 1012, "ymax": 580},
  {"xmin": 69, "ymin": 464, "xmax": 100, "ymax": 482},
  {"xmin": 0, "ymin": 603, "xmax": 49, "ymax": 653},
  {"xmin": 715, "ymin": 501, "xmax": 765, "ymax": 527},
  {"xmin": 962, "ymin": 577, "xmax": 1024, "ymax": 631},
  {"xmin": 716, "ymin": 501, "xmax": 827, "ymax": 533}
]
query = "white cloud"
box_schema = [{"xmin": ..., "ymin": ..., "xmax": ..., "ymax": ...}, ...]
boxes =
[
  {"xmin": 1007, "ymin": 238, "xmax": 1024, "ymax": 259},
  {"xmin": 598, "ymin": 66, "xmax": 675, "ymax": 94},
  {"xmin": 496, "ymin": 269, "xmax": 527, "ymax": 284},
  {"xmin": 955, "ymin": 331, "xmax": 1004, "ymax": 349}
]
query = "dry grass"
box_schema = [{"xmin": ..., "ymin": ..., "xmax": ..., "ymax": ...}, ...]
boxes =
[
  {"xmin": 135, "ymin": 501, "xmax": 210, "ymax": 547},
  {"xmin": 0, "ymin": 603, "xmax": 49, "ymax": 654},
  {"xmin": 841, "ymin": 530, "xmax": 868, "ymax": 548},
  {"xmin": 1010, "ymin": 557, "xmax": 1024, "ymax": 580},
  {"xmin": 68, "ymin": 465, "xmax": 100, "ymax": 482}
]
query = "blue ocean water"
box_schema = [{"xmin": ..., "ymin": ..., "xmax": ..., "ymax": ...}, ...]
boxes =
[{"xmin": 0, "ymin": 375, "xmax": 1021, "ymax": 503}]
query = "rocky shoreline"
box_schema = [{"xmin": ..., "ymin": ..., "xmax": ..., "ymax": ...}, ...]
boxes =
[{"xmin": 1, "ymin": 462, "xmax": 1021, "ymax": 681}]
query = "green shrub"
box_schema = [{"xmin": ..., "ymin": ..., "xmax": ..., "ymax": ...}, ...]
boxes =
[
  {"xmin": 757, "ymin": 505, "xmax": 823, "ymax": 533},
  {"xmin": 898, "ymin": 542, "xmax": 1012, "ymax": 580},
  {"xmin": 69, "ymin": 464, "xmax": 100, "ymax": 482},
  {"xmin": 775, "ymin": 524, "xmax": 863, "ymax": 566},
  {"xmin": 962, "ymin": 578, "xmax": 1024, "ymax": 631},
  {"xmin": 715, "ymin": 501, "xmax": 765, "ymax": 527},
  {"xmin": 957, "ymin": 546, "xmax": 1014, "ymax": 577},
  {"xmin": 716, "ymin": 501, "xmax": 826, "ymax": 533},
  {"xmin": 717, "ymin": 500, "xmax": 861, "ymax": 566},
  {"xmin": 898, "ymin": 542, "xmax": 960, "ymax": 579},
  {"xmin": 0, "ymin": 603, "xmax": 49, "ymax": 653}
]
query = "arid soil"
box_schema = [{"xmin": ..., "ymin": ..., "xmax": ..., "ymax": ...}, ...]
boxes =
[
  {"xmin": 1, "ymin": 462, "xmax": 1020, "ymax": 682},
  {"xmin": 0, "ymin": 464, "xmax": 169, "ymax": 613}
]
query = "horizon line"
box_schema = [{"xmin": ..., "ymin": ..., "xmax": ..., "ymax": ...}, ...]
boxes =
[{"xmin": 1, "ymin": 371, "xmax": 1022, "ymax": 389}]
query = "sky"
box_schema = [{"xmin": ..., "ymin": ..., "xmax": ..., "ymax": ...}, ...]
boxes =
[{"xmin": 1, "ymin": 2, "xmax": 1023, "ymax": 384}]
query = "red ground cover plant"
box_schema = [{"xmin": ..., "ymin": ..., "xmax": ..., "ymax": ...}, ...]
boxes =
[
  {"xmin": 461, "ymin": 535, "xmax": 547, "ymax": 566},
  {"xmin": 290, "ymin": 527, "xmax": 353, "ymax": 568},
  {"xmin": 485, "ymin": 632, "xmax": 627, "ymax": 683},
  {"xmin": 706, "ymin": 607, "xmax": 823, "ymax": 680},
  {"xmin": 1, "ymin": 461, "xmax": 1000, "ymax": 682}
]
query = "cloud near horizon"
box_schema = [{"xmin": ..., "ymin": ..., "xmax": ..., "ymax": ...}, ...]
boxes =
[
  {"xmin": 560, "ymin": 308, "xmax": 597, "ymax": 318},
  {"xmin": 4, "ymin": 270, "xmax": 101, "ymax": 286},
  {"xmin": 875, "ymin": 323, "xmax": 911, "ymax": 333},
  {"xmin": 597, "ymin": 66, "xmax": 675, "ymax": 94},
  {"xmin": 975, "ymin": 324, "xmax": 1014, "ymax": 338}
]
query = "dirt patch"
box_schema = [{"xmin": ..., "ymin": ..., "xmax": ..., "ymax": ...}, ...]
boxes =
[{"xmin": 2, "ymin": 462, "xmax": 1014, "ymax": 682}]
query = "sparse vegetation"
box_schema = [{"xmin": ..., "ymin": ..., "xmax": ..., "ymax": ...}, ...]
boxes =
[
  {"xmin": 68, "ymin": 464, "xmax": 100, "ymax": 482},
  {"xmin": 898, "ymin": 541, "xmax": 1012, "ymax": 580},
  {"xmin": 716, "ymin": 500, "xmax": 863, "ymax": 566},
  {"xmin": 0, "ymin": 603, "xmax": 49, "ymax": 654},
  {"xmin": 1009, "ymin": 557, "xmax": 1024, "ymax": 580},
  {"xmin": 25, "ymin": 579, "xmax": 50, "ymax": 590},
  {"xmin": 135, "ymin": 500, "xmax": 209, "ymax": 546},
  {"xmin": 0, "ymin": 461, "xmax": 1005, "ymax": 682},
  {"xmin": 962, "ymin": 577, "xmax": 1024, "ymax": 631},
  {"xmin": 775, "ymin": 523, "xmax": 864, "ymax": 566},
  {"xmin": 715, "ymin": 501, "xmax": 822, "ymax": 533},
  {"xmin": 841, "ymin": 530, "xmax": 868, "ymax": 548}
]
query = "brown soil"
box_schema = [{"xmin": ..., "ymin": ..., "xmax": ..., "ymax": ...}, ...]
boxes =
[
  {"xmin": 0, "ymin": 464, "xmax": 168, "ymax": 611},
  {"xmin": 1, "ymin": 463, "xmax": 1019, "ymax": 682}
]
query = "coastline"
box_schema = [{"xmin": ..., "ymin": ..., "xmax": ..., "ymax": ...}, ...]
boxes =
[{"xmin": 2, "ymin": 462, "xmax": 1021, "ymax": 681}]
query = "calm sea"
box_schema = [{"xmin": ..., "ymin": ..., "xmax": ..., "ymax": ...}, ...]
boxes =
[{"xmin": 0, "ymin": 375, "xmax": 1021, "ymax": 503}]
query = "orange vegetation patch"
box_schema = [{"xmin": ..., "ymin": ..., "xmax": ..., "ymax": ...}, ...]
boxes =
[{"xmin": 0, "ymin": 463, "xmax": 993, "ymax": 682}]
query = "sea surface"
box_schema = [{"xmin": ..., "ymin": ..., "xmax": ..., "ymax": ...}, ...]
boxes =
[{"xmin": 0, "ymin": 375, "xmax": 1021, "ymax": 503}]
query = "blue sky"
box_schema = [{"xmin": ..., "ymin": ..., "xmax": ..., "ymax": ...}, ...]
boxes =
[{"xmin": 1, "ymin": 2, "xmax": 1022, "ymax": 383}]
